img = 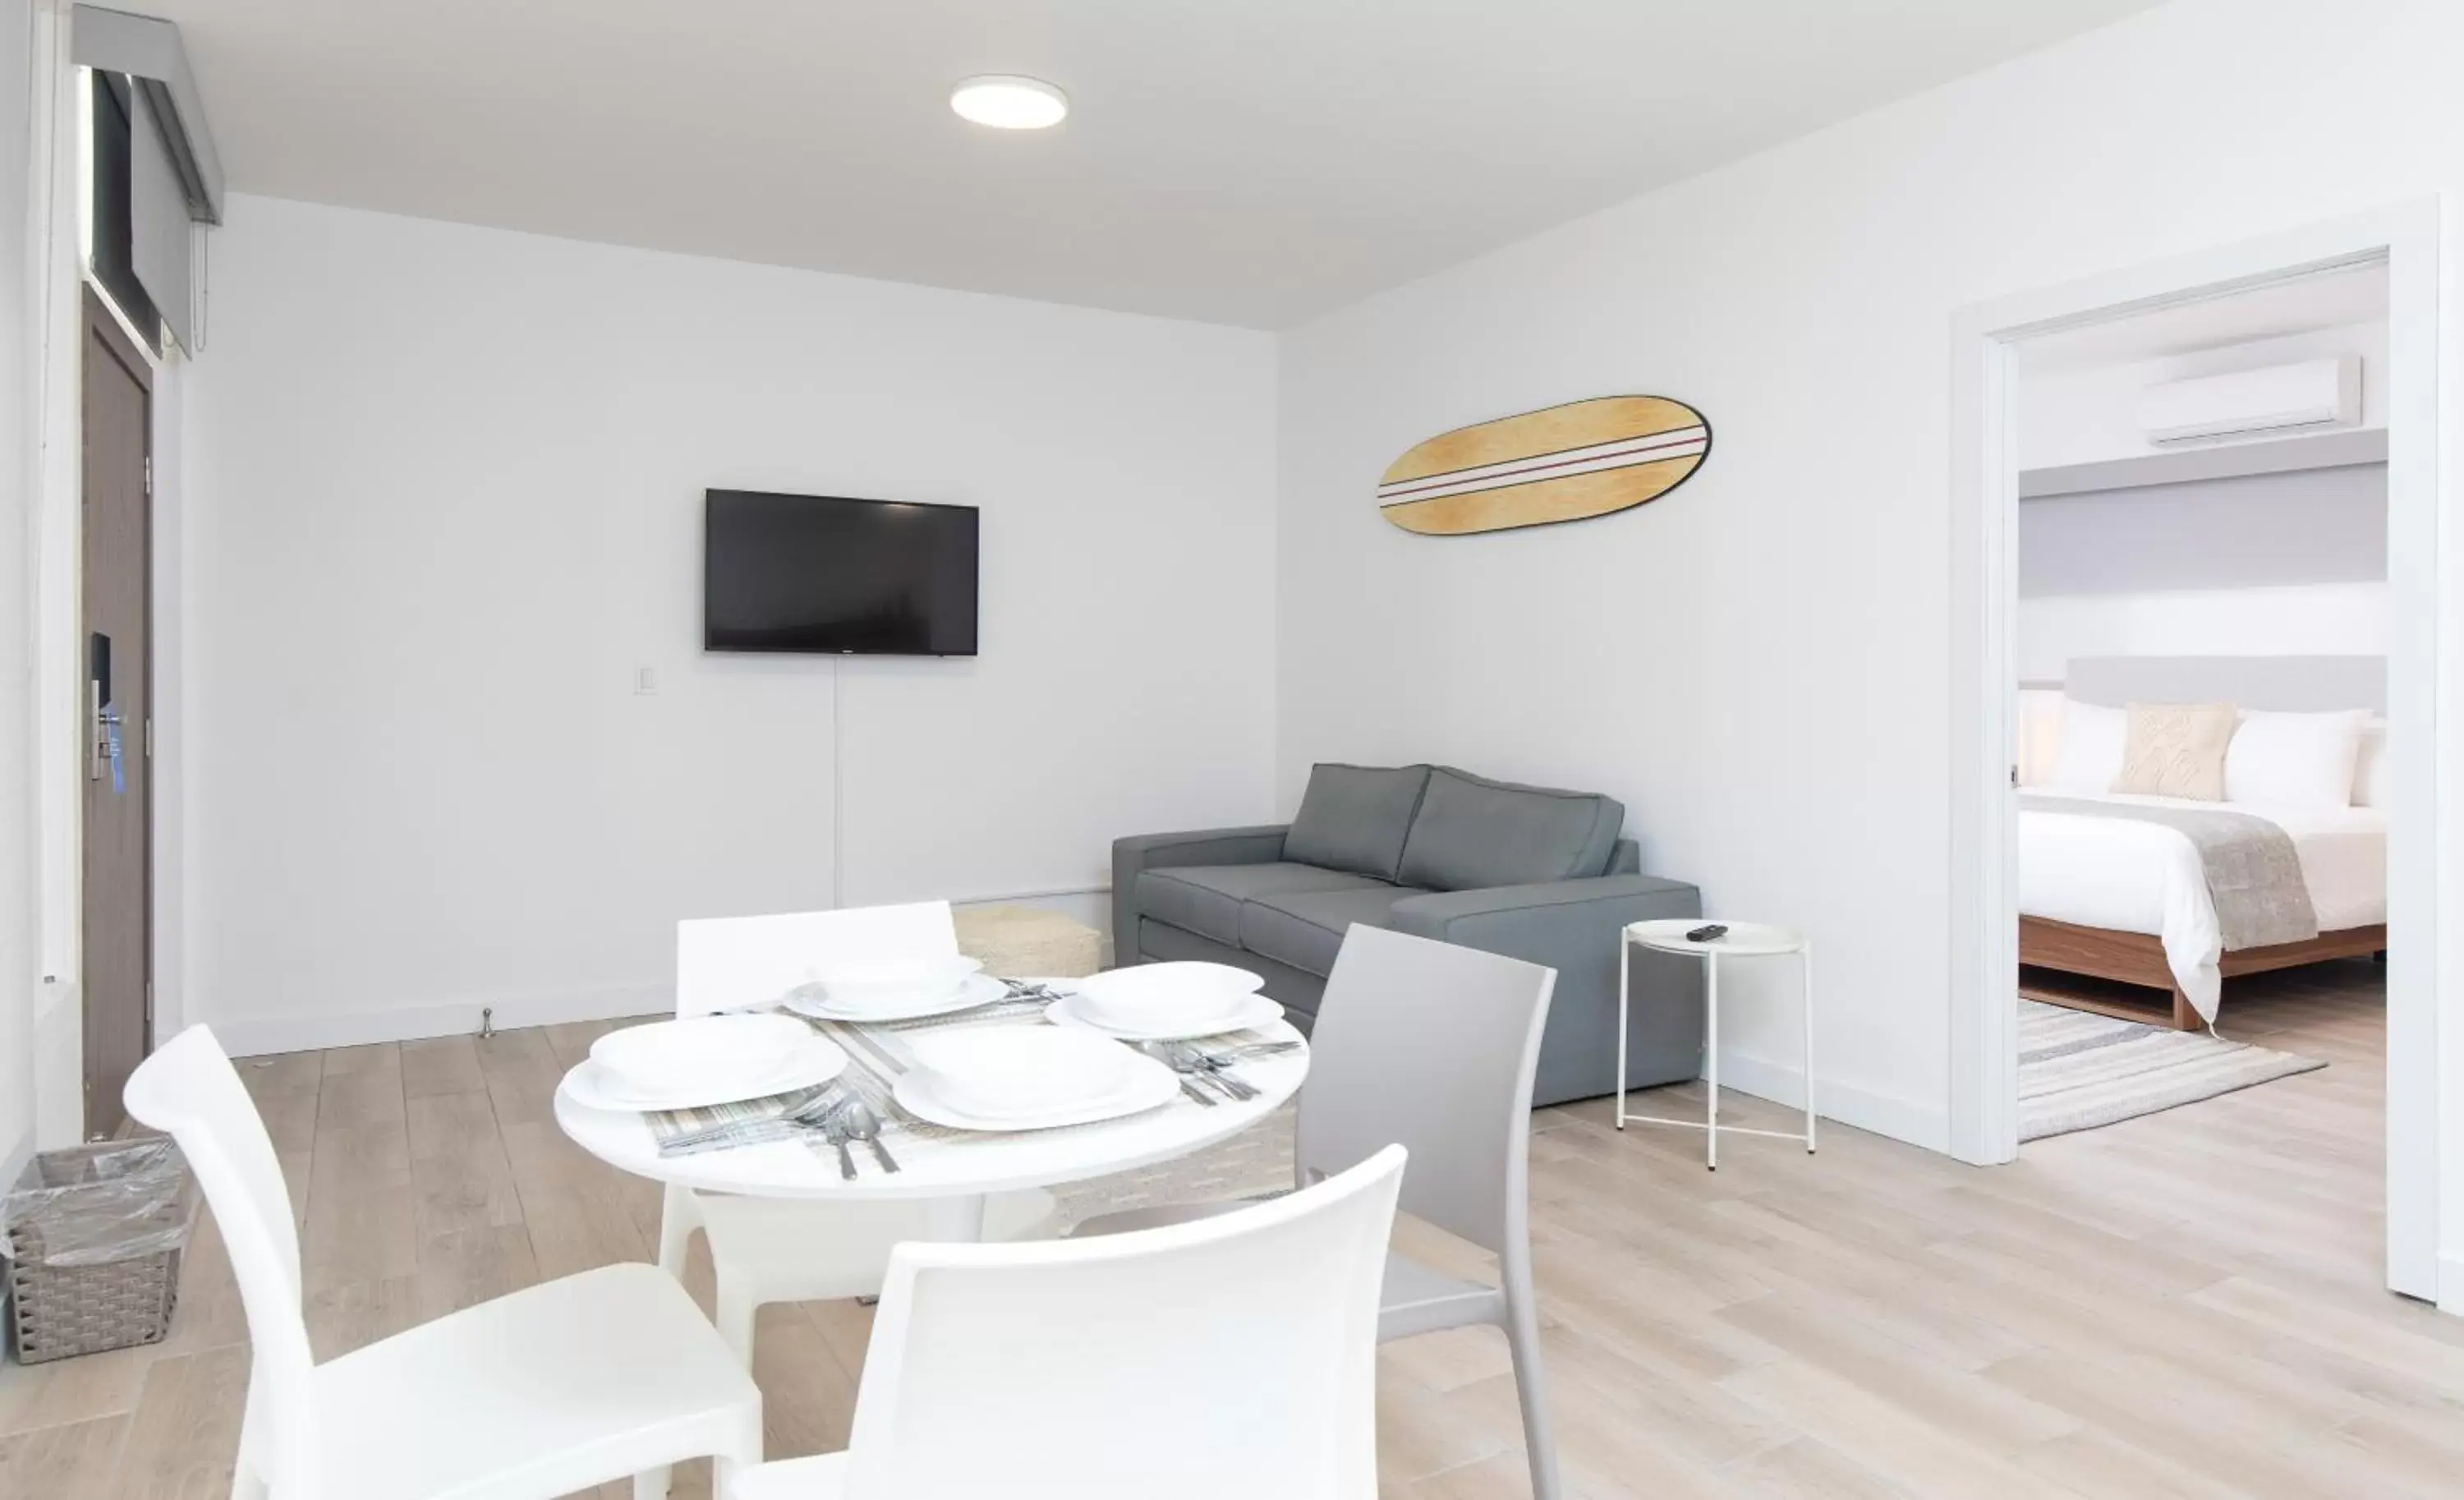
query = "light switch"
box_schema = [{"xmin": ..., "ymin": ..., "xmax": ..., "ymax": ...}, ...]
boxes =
[{"xmin": 635, "ymin": 666, "xmax": 658, "ymax": 695}]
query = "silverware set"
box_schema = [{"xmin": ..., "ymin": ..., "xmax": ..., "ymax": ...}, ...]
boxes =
[
  {"xmin": 660, "ymin": 1085, "xmax": 903, "ymax": 1176},
  {"xmin": 1142, "ymin": 1039, "xmax": 1299, "ymax": 1105}
]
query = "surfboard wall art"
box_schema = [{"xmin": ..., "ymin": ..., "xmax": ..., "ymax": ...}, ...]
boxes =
[{"xmin": 1377, "ymin": 395, "xmax": 1711, "ymax": 536}]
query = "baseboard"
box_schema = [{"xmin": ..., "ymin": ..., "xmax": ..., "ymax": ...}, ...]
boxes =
[
  {"xmin": 209, "ymin": 982, "xmax": 671, "ymax": 1059},
  {"xmin": 1711, "ymin": 1047, "xmax": 1949, "ymax": 1155}
]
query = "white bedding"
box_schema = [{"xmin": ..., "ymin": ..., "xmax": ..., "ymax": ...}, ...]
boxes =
[{"xmin": 2019, "ymin": 789, "xmax": 2386, "ymax": 1023}]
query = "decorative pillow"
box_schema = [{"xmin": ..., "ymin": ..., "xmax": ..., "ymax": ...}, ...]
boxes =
[
  {"xmin": 2112, "ymin": 702, "xmax": 2236, "ymax": 801},
  {"xmin": 2223, "ymin": 709, "xmax": 2369, "ymax": 810},
  {"xmin": 2047, "ymin": 699, "xmax": 2127, "ymax": 794},
  {"xmin": 2352, "ymin": 715, "xmax": 2389, "ymax": 808},
  {"xmin": 1281, "ymin": 763, "xmax": 1431, "ymax": 880},
  {"xmin": 2016, "ymin": 689, "xmax": 2066, "ymax": 788},
  {"xmin": 1396, "ymin": 766, "xmax": 1624, "ymax": 892}
]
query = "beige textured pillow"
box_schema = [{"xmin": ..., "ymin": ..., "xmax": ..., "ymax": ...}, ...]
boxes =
[{"xmin": 2114, "ymin": 702, "xmax": 2237, "ymax": 800}]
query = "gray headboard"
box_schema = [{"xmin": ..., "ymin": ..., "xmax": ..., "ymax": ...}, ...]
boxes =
[{"xmin": 2062, "ymin": 655, "xmax": 2386, "ymax": 714}]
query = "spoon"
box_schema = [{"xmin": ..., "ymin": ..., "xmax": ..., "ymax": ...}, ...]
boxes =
[{"xmin": 840, "ymin": 1100, "xmax": 899, "ymax": 1173}]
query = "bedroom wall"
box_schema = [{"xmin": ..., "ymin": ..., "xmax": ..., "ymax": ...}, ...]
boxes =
[
  {"xmin": 180, "ymin": 194, "xmax": 1279, "ymax": 1053},
  {"xmin": 2016, "ymin": 463, "xmax": 2388, "ymax": 682},
  {"xmin": 1275, "ymin": 0, "xmax": 2464, "ymax": 1151}
]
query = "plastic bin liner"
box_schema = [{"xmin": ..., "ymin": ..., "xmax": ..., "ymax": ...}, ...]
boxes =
[{"xmin": 2, "ymin": 1139, "xmax": 198, "ymax": 1269}]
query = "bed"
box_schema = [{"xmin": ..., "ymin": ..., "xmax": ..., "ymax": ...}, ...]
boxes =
[{"xmin": 2016, "ymin": 656, "xmax": 2388, "ymax": 1031}]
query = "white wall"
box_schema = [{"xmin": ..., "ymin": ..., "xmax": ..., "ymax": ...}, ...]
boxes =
[
  {"xmin": 1276, "ymin": 0, "xmax": 2464, "ymax": 1151},
  {"xmin": 2017, "ymin": 462, "xmax": 2388, "ymax": 681},
  {"xmin": 2017, "ymin": 583, "xmax": 2391, "ymax": 684},
  {"xmin": 181, "ymin": 195, "xmax": 1277, "ymax": 1053},
  {"xmin": 1, "ymin": 0, "xmax": 38, "ymax": 1176}
]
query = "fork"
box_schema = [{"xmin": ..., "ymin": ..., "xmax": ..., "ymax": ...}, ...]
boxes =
[
  {"xmin": 1141, "ymin": 1043, "xmax": 1223, "ymax": 1106},
  {"xmin": 659, "ymin": 1085, "xmax": 841, "ymax": 1153},
  {"xmin": 1167, "ymin": 1042, "xmax": 1258, "ymax": 1102},
  {"xmin": 819, "ymin": 1106, "xmax": 861, "ymax": 1180}
]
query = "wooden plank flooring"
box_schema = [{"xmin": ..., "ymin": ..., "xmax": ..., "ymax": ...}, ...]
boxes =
[{"xmin": 3, "ymin": 959, "xmax": 2454, "ymax": 1499}]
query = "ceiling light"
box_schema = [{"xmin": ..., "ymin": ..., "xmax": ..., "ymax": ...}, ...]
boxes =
[{"xmin": 950, "ymin": 75, "xmax": 1068, "ymax": 131}]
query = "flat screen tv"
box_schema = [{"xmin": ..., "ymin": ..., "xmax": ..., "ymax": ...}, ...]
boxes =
[{"xmin": 703, "ymin": 490, "xmax": 980, "ymax": 656}]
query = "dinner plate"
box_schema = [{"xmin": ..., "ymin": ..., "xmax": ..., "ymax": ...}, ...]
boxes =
[
  {"xmin": 563, "ymin": 1034, "xmax": 848, "ymax": 1112},
  {"xmin": 589, "ymin": 1012, "xmax": 816, "ymax": 1096},
  {"xmin": 786, "ymin": 970, "xmax": 1010, "ymax": 1024},
  {"xmin": 892, "ymin": 1056, "xmax": 1179, "ymax": 1132},
  {"xmin": 907, "ymin": 1027, "xmax": 1137, "ymax": 1117},
  {"xmin": 808, "ymin": 954, "xmax": 984, "ymax": 1010},
  {"xmin": 1043, "ymin": 989, "xmax": 1285, "ymax": 1042}
]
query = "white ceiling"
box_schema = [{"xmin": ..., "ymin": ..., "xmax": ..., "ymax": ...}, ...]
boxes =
[
  {"xmin": 2019, "ymin": 264, "xmax": 2392, "ymax": 374},
  {"xmin": 151, "ymin": 0, "xmax": 2164, "ymax": 328}
]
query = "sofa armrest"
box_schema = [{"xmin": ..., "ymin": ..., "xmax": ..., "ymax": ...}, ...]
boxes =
[
  {"xmin": 1111, "ymin": 826, "xmax": 1290, "ymax": 961},
  {"xmin": 1387, "ymin": 874, "xmax": 1700, "ymax": 954}
]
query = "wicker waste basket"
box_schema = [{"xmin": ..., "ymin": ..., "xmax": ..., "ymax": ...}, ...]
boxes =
[{"xmin": 2, "ymin": 1139, "xmax": 196, "ymax": 1364}]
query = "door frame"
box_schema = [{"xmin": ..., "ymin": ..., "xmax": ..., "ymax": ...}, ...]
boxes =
[
  {"xmin": 1945, "ymin": 200, "xmax": 2453, "ymax": 1308},
  {"xmin": 77, "ymin": 286, "xmax": 155, "ymax": 1139}
]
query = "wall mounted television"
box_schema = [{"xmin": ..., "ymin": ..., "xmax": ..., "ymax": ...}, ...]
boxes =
[{"xmin": 703, "ymin": 490, "xmax": 980, "ymax": 656}]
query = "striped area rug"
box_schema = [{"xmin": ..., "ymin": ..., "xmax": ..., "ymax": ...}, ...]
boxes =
[{"xmin": 2020, "ymin": 1000, "xmax": 2326, "ymax": 1142}]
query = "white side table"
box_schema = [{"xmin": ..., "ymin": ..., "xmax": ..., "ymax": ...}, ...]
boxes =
[{"xmin": 1617, "ymin": 918, "xmax": 1814, "ymax": 1169}]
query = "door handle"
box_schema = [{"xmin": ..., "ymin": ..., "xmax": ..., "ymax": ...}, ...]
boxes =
[{"xmin": 90, "ymin": 680, "xmax": 122, "ymax": 782}]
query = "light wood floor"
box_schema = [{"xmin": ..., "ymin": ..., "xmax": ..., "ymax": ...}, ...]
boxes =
[{"xmin": 6, "ymin": 959, "xmax": 2457, "ymax": 1500}]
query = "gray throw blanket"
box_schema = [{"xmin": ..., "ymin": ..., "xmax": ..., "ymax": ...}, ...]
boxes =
[{"xmin": 2019, "ymin": 794, "xmax": 2319, "ymax": 950}]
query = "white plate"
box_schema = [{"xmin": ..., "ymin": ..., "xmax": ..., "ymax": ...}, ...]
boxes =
[
  {"xmin": 1071, "ymin": 962, "xmax": 1265, "ymax": 1031},
  {"xmin": 1043, "ymin": 989, "xmax": 1285, "ymax": 1042},
  {"xmin": 563, "ymin": 1035, "xmax": 848, "ymax": 1112},
  {"xmin": 787, "ymin": 970, "xmax": 1010, "ymax": 1024},
  {"xmin": 809, "ymin": 955, "xmax": 984, "ymax": 1008},
  {"xmin": 892, "ymin": 1056, "xmax": 1179, "ymax": 1132},
  {"xmin": 589, "ymin": 1013, "xmax": 816, "ymax": 1097},
  {"xmin": 907, "ymin": 1027, "xmax": 1138, "ymax": 1118}
]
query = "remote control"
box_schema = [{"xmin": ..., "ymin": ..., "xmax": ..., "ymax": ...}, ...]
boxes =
[{"xmin": 1685, "ymin": 923, "xmax": 1728, "ymax": 943}]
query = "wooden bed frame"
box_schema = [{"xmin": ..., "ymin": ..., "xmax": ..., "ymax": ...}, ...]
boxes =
[{"xmin": 2020, "ymin": 916, "xmax": 2388, "ymax": 1031}]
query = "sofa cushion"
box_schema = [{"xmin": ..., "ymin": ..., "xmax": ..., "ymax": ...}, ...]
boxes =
[
  {"xmin": 1239, "ymin": 886, "xmax": 1426, "ymax": 977},
  {"xmin": 1281, "ymin": 763, "xmax": 1432, "ymax": 881},
  {"xmin": 1397, "ymin": 766, "xmax": 1625, "ymax": 892},
  {"xmin": 1136, "ymin": 863, "xmax": 1389, "ymax": 947}
]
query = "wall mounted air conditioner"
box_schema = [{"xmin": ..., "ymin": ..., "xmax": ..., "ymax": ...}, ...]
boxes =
[{"xmin": 2135, "ymin": 356, "xmax": 2361, "ymax": 444}]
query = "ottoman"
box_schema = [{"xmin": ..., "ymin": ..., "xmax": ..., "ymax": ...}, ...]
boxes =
[{"xmin": 954, "ymin": 905, "xmax": 1102, "ymax": 980}]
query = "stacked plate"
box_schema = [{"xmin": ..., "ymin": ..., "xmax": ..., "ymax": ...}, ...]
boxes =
[
  {"xmin": 786, "ymin": 955, "xmax": 1004, "ymax": 1024},
  {"xmin": 1046, "ymin": 961, "xmax": 1282, "ymax": 1041},
  {"xmin": 564, "ymin": 1013, "xmax": 847, "ymax": 1111},
  {"xmin": 894, "ymin": 1028, "xmax": 1177, "ymax": 1131}
]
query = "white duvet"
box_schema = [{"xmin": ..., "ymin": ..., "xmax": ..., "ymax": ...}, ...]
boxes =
[{"xmin": 2018, "ymin": 789, "xmax": 2386, "ymax": 1024}]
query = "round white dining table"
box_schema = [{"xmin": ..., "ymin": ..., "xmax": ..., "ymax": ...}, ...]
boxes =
[{"xmin": 554, "ymin": 1014, "xmax": 1309, "ymax": 1241}]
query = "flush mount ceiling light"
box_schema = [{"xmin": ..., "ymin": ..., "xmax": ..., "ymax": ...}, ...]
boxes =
[{"xmin": 950, "ymin": 75, "xmax": 1069, "ymax": 130}]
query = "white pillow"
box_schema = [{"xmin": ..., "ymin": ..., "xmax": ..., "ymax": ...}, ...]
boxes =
[
  {"xmin": 2224, "ymin": 709, "xmax": 2368, "ymax": 810},
  {"xmin": 2047, "ymin": 699, "xmax": 2126, "ymax": 794},
  {"xmin": 2351, "ymin": 715, "xmax": 2389, "ymax": 808},
  {"xmin": 2016, "ymin": 689, "xmax": 2066, "ymax": 787}
]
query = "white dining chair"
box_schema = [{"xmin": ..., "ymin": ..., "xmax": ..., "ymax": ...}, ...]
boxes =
[
  {"xmin": 1071, "ymin": 924, "xmax": 1563, "ymax": 1500},
  {"xmin": 728, "ymin": 1142, "xmax": 1407, "ymax": 1500},
  {"xmin": 123, "ymin": 1024, "xmax": 761, "ymax": 1500},
  {"xmin": 656, "ymin": 904, "xmax": 1057, "ymax": 1346}
]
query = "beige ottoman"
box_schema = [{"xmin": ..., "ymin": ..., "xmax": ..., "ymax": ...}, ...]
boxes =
[{"xmin": 954, "ymin": 905, "xmax": 1102, "ymax": 979}]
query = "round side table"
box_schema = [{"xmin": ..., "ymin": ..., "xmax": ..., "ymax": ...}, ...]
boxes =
[{"xmin": 1618, "ymin": 919, "xmax": 1814, "ymax": 1169}]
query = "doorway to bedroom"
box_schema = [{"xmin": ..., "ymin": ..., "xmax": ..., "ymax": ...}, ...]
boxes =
[
  {"xmin": 2004, "ymin": 265, "xmax": 2394, "ymax": 1286},
  {"xmin": 1947, "ymin": 206, "xmax": 2448, "ymax": 1309}
]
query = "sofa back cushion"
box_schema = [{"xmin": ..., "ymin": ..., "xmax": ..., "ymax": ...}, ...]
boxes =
[
  {"xmin": 1398, "ymin": 766, "xmax": 1625, "ymax": 891},
  {"xmin": 1282, "ymin": 763, "xmax": 1432, "ymax": 881}
]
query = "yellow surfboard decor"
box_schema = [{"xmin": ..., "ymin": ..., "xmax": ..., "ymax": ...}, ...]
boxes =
[{"xmin": 1377, "ymin": 395, "xmax": 1711, "ymax": 536}]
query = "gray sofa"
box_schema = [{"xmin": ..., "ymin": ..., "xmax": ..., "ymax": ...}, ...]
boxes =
[{"xmin": 1112, "ymin": 763, "xmax": 1703, "ymax": 1107}]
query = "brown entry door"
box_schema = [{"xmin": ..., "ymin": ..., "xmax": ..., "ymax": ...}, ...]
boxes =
[{"xmin": 80, "ymin": 292, "xmax": 153, "ymax": 1139}]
